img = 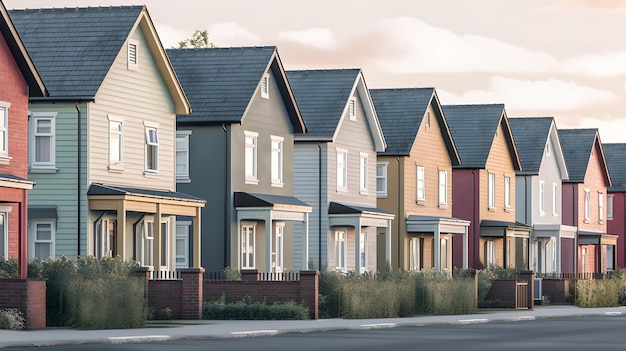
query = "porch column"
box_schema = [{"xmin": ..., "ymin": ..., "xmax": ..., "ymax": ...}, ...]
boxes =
[
  {"xmin": 303, "ymin": 212, "xmax": 309, "ymax": 271},
  {"xmin": 236, "ymin": 213, "xmax": 241, "ymax": 269},
  {"xmin": 265, "ymin": 212, "xmax": 272, "ymax": 273},
  {"xmin": 386, "ymin": 219, "xmax": 391, "ymax": 267},
  {"xmin": 116, "ymin": 200, "xmax": 126, "ymax": 261},
  {"xmin": 434, "ymin": 224, "xmax": 441, "ymax": 271},
  {"xmin": 463, "ymin": 226, "xmax": 469, "ymax": 269},
  {"xmin": 153, "ymin": 203, "xmax": 162, "ymax": 271},
  {"xmin": 193, "ymin": 207, "xmax": 202, "ymax": 268},
  {"xmin": 355, "ymin": 221, "xmax": 361, "ymax": 275},
  {"xmin": 555, "ymin": 237, "xmax": 561, "ymax": 273},
  {"xmin": 19, "ymin": 190, "xmax": 27, "ymax": 279}
]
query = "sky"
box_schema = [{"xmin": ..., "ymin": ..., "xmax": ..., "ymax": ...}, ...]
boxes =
[{"xmin": 5, "ymin": 0, "xmax": 626, "ymax": 143}]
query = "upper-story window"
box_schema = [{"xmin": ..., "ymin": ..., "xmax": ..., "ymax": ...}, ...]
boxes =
[
  {"xmin": 608, "ymin": 194, "xmax": 614, "ymax": 220},
  {"xmin": 261, "ymin": 73, "xmax": 270, "ymax": 99},
  {"xmin": 488, "ymin": 173, "xmax": 495, "ymax": 209},
  {"xmin": 144, "ymin": 124, "xmax": 159, "ymax": 173},
  {"xmin": 127, "ymin": 39, "xmax": 139, "ymax": 71},
  {"xmin": 30, "ymin": 112, "xmax": 57, "ymax": 171},
  {"xmin": 244, "ymin": 131, "xmax": 258, "ymax": 184},
  {"xmin": 416, "ymin": 166, "xmax": 425, "ymax": 202},
  {"xmin": 359, "ymin": 152, "xmax": 368, "ymax": 194},
  {"xmin": 552, "ymin": 183, "xmax": 558, "ymax": 216},
  {"xmin": 438, "ymin": 170, "xmax": 447, "ymax": 206},
  {"xmin": 376, "ymin": 162, "xmax": 388, "ymax": 198},
  {"xmin": 108, "ymin": 116, "xmax": 123, "ymax": 171},
  {"xmin": 539, "ymin": 181, "xmax": 545, "ymax": 215},
  {"xmin": 545, "ymin": 141, "xmax": 550, "ymax": 156},
  {"xmin": 584, "ymin": 189, "xmax": 591, "ymax": 220},
  {"xmin": 0, "ymin": 212, "xmax": 6, "ymax": 260},
  {"xmin": 348, "ymin": 99, "xmax": 356, "ymax": 121},
  {"xmin": 599, "ymin": 192, "xmax": 604, "ymax": 222},
  {"xmin": 504, "ymin": 176, "xmax": 511, "ymax": 209},
  {"xmin": 336, "ymin": 148, "xmax": 348, "ymax": 192},
  {"xmin": 0, "ymin": 102, "xmax": 9, "ymax": 159},
  {"xmin": 176, "ymin": 131, "xmax": 191, "ymax": 182},
  {"xmin": 271, "ymin": 135, "xmax": 284, "ymax": 186}
]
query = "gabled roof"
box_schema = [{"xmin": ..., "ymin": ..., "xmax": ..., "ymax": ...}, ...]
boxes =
[
  {"xmin": 167, "ymin": 46, "xmax": 305, "ymax": 132},
  {"xmin": 370, "ymin": 88, "xmax": 458, "ymax": 163},
  {"xmin": 9, "ymin": 5, "xmax": 189, "ymax": 113},
  {"xmin": 287, "ymin": 68, "xmax": 385, "ymax": 151},
  {"xmin": 441, "ymin": 104, "xmax": 521, "ymax": 170},
  {"xmin": 558, "ymin": 128, "xmax": 611, "ymax": 185},
  {"xmin": 508, "ymin": 117, "xmax": 568, "ymax": 178},
  {"xmin": 603, "ymin": 143, "xmax": 626, "ymax": 192},
  {"xmin": 0, "ymin": 1, "xmax": 46, "ymax": 96}
]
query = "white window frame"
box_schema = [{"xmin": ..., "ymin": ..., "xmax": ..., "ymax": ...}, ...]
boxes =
[
  {"xmin": 552, "ymin": 183, "xmax": 558, "ymax": 216},
  {"xmin": 273, "ymin": 223, "xmax": 284, "ymax": 273},
  {"xmin": 241, "ymin": 223, "xmax": 256, "ymax": 269},
  {"xmin": 0, "ymin": 211, "xmax": 7, "ymax": 259},
  {"xmin": 348, "ymin": 99, "xmax": 356, "ymax": 121},
  {"xmin": 336, "ymin": 148, "xmax": 348, "ymax": 192},
  {"xmin": 95, "ymin": 216, "xmax": 116, "ymax": 259},
  {"xmin": 417, "ymin": 166, "xmax": 425, "ymax": 202},
  {"xmin": 260, "ymin": 73, "xmax": 269, "ymax": 99},
  {"xmin": 359, "ymin": 152, "xmax": 368, "ymax": 194},
  {"xmin": 30, "ymin": 219, "xmax": 55, "ymax": 259},
  {"xmin": 271, "ymin": 135, "xmax": 284, "ymax": 187},
  {"xmin": 144, "ymin": 124, "xmax": 159, "ymax": 173},
  {"xmin": 135, "ymin": 218, "xmax": 154, "ymax": 266},
  {"xmin": 160, "ymin": 221, "xmax": 170, "ymax": 269},
  {"xmin": 359, "ymin": 232, "xmax": 367, "ymax": 271},
  {"xmin": 108, "ymin": 116, "xmax": 123, "ymax": 170},
  {"xmin": 599, "ymin": 192, "xmax": 604, "ymax": 222},
  {"xmin": 175, "ymin": 221, "xmax": 190, "ymax": 269},
  {"xmin": 607, "ymin": 194, "xmax": 614, "ymax": 220},
  {"xmin": 409, "ymin": 237, "xmax": 420, "ymax": 271},
  {"xmin": 440, "ymin": 238, "xmax": 448, "ymax": 271},
  {"xmin": 176, "ymin": 131, "xmax": 192, "ymax": 182},
  {"xmin": 504, "ymin": 176, "xmax": 511, "ymax": 209},
  {"xmin": 127, "ymin": 39, "xmax": 139, "ymax": 70},
  {"xmin": 488, "ymin": 172, "xmax": 495, "ymax": 209},
  {"xmin": 335, "ymin": 230, "xmax": 347, "ymax": 272},
  {"xmin": 539, "ymin": 181, "xmax": 545, "ymax": 215},
  {"xmin": 438, "ymin": 170, "xmax": 447, "ymax": 206},
  {"xmin": 0, "ymin": 102, "xmax": 9, "ymax": 158},
  {"xmin": 376, "ymin": 162, "xmax": 388, "ymax": 198},
  {"xmin": 486, "ymin": 240, "xmax": 495, "ymax": 267},
  {"xmin": 29, "ymin": 112, "xmax": 57, "ymax": 170},
  {"xmin": 584, "ymin": 189, "xmax": 591, "ymax": 220},
  {"xmin": 244, "ymin": 131, "xmax": 258, "ymax": 184}
]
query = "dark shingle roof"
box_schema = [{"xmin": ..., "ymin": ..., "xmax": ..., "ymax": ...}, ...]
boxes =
[
  {"xmin": 286, "ymin": 69, "xmax": 359, "ymax": 137},
  {"xmin": 508, "ymin": 117, "xmax": 554, "ymax": 175},
  {"xmin": 88, "ymin": 183, "xmax": 205, "ymax": 203},
  {"xmin": 602, "ymin": 143, "xmax": 626, "ymax": 192},
  {"xmin": 370, "ymin": 88, "xmax": 434, "ymax": 155},
  {"xmin": 9, "ymin": 6, "xmax": 143, "ymax": 98},
  {"xmin": 167, "ymin": 47, "xmax": 279, "ymax": 124},
  {"xmin": 558, "ymin": 129, "xmax": 599, "ymax": 183},
  {"xmin": 442, "ymin": 104, "xmax": 515, "ymax": 168}
]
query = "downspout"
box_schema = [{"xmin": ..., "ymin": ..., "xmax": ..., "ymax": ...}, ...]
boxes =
[
  {"xmin": 573, "ymin": 183, "xmax": 577, "ymax": 274},
  {"xmin": 75, "ymin": 102, "xmax": 81, "ymax": 257},
  {"xmin": 472, "ymin": 169, "xmax": 477, "ymax": 268},
  {"xmin": 397, "ymin": 157, "xmax": 401, "ymax": 270},
  {"xmin": 318, "ymin": 143, "xmax": 322, "ymax": 269},
  {"xmin": 223, "ymin": 123, "xmax": 229, "ymax": 268}
]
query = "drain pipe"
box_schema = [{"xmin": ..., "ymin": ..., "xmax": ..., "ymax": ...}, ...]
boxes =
[
  {"xmin": 76, "ymin": 102, "xmax": 81, "ymax": 257},
  {"xmin": 318, "ymin": 143, "xmax": 322, "ymax": 270}
]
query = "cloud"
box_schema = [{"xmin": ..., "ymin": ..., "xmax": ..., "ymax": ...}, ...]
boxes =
[
  {"xmin": 154, "ymin": 24, "xmax": 189, "ymax": 49},
  {"xmin": 277, "ymin": 28, "xmax": 337, "ymax": 50},
  {"xmin": 562, "ymin": 52, "xmax": 626, "ymax": 76},
  {"xmin": 438, "ymin": 76, "xmax": 618, "ymax": 110},
  {"xmin": 208, "ymin": 22, "xmax": 263, "ymax": 46},
  {"xmin": 538, "ymin": 0, "xmax": 626, "ymax": 12}
]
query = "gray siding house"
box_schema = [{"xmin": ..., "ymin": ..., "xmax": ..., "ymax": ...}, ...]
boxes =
[
  {"xmin": 168, "ymin": 47, "xmax": 312, "ymax": 273},
  {"xmin": 287, "ymin": 69, "xmax": 393, "ymax": 273},
  {"xmin": 509, "ymin": 117, "xmax": 574, "ymax": 274},
  {"xmin": 10, "ymin": 6, "xmax": 205, "ymax": 270}
]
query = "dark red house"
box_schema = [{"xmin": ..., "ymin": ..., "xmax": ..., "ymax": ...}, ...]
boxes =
[{"xmin": 603, "ymin": 143, "xmax": 626, "ymax": 269}]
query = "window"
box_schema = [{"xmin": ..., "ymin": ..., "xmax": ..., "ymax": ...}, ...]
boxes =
[
  {"xmin": 359, "ymin": 232, "xmax": 367, "ymax": 271},
  {"xmin": 175, "ymin": 222, "xmax": 190, "ymax": 268},
  {"xmin": 539, "ymin": 181, "xmax": 545, "ymax": 214},
  {"xmin": 30, "ymin": 112, "xmax": 56, "ymax": 169},
  {"xmin": 409, "ymin": 237, "xmax": 421, "ymax": 271},
  {"xmin": 608, "ymin": 194, "xmax": 614, "ymax": 220},
  {"xmin": 145, "ymin": 126, "xmax": 159, "ymax": 172},
  {"xmin": 486, "ymin": 240, "xmax": 495, "ymax": 267},
  {"xmin": 359, "ymin": 152, "xmax": 368, "ymax": 194},
  {"xmin": 438, "ymin": 170, "xmax": 447, "ymax": 206},
  {"xmin": 31, "ymin": 220, "xmax": 55, "ymax": 259},
  {"xmin": 581, "ymin": 247, "xmax": 588, "ymax": 273},
  {"xmin": 160, "ymin": 221, "xmax": 169, "ymax": 268},
  {"xmin": 95, "ymin": 217, "xmax": 116, "ymax": 259},
  {"xmin": 273, "ymin": 223, "xmax": 284, "ymax": 273},
  {"xmin": 260, "ymin": 73, "xmax": 269, "ymax": 99},
  {"xmin": 0, "ymin": 213, "xmax": 6, "ymax": 259},
  {"xmin": 241, "ymin": 224, "xmax": 255, "ymax": 269},
  {"xmin": 376, "ymin": 162, "xmax": 388, "ymax": 197},
  {"xmin": 271, "ymin": 136, "xmax": 284, "ymax": 186},
  {"xmin": 552, "ymin": 183, "xmax": 558, "ymax": 216},
  {"xmin": 606, "ymin": 245, "xmax": 614, "ymax": 272},
  {"xmin": 599, "ymin": 192, "xmax": 604, "ymax": 222},
  {"xmin": 335, "ymin": 231, "xmax": 346, "ymax": 271},
  {"xmin": 504, "ymin": 176, "xmax": 511, "ymax": 209},
  {"xmin": 244, "ymin": 131, "xmax": 258, "ymax": 183},
  {"xmin": 545, "ymin": 141, "xmax": 550, "ymax": 156},
  {"xmin": 584, "ymin": 189, "xmax": 591, "ymax": 220},
  {"xmin": 176, "ymin": 131, "xmax": 191, "ymax": 182},
  {"xmin": 127, "ymin": 40, "xmax": 138, "ymax": 70},
  {"xmin": 135, "ymin": 219, "xmax": 153, "ymax": 266},
  {"xmin": 488, "ymin": 173, "xmax": 495, "ymax": 209},
  {"xmin": 336, "ymin": 149, "xmax": 348, "ymax": 191},
  {"xmin": 348, "ymin": 99, "xmax": 356, "ymax": 121},
  {"xmin": 0, "ymin": 102, "xmax": 9, "ymax": 157},
  {"xmin": 440, "ymin": 238, "xmax": 448, "ymax": 271},
  {"xmin": 108, "ymin": 118, "xmax": 123, "ymax": 169},
  {"xmin": 417, "ymin": 166, "xmax": 425, "ymax": 201}
]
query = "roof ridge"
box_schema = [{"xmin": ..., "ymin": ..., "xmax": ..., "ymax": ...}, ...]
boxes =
[{"xmin": 10, "ymin": 5, "xmax": 145, "ymax": 13}]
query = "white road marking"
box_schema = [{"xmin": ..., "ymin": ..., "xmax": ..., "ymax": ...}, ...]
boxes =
[
  {"xmin": 108, "ymin": 335, "xmax": 171, "ymax": 344},
  {"xmin": 605, "ymin": 311, "xmax": 622, "ymax": 316},
  {"xmin": 458, "ymin": 318, "xmax": 489, "ymax": 324},
  {"xmin": 231, "ymin": 330, "xmax": 278, "ymax": 336},
  {"xmin": 512, "ymin": 316, "xmax": 535, "ymax": 321},
  {"xmin": 360, "ymin": 323, "xmax": 397, "ymax": 329}
]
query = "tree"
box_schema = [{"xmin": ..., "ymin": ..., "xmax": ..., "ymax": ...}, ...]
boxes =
[{"xmin": 178, "ymin": 29, "xmax": 217, "ymax": 48}]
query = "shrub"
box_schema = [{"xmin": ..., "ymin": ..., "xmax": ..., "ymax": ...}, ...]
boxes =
[
  {"xmin": 0, "ymin": 308, "xmax": 25, "ymax": 330},
  {"xmin": 222, "ymin": 266, "xmax": 241, "ymax": 281},
  {"xmin": 576, "ymin": 279, "xmax": 620, "ymax": 308},
  {"xmin": 0, "ymin": 257, "xmax": 18, "ymax": 278},
  {"xmin": 203, "ymin": 295, "xmax": 308, "ymax": 320},
  {"xmin": 148, "ymin": 307, "xmax": 174, "ymax": 321}
]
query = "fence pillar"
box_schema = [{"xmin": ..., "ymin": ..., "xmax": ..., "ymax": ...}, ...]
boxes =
[
  {"xmin": 299, "ymin": 270, "xmax": 319, "ymax": 320},
  {"xmin": 240, "ymin": 269, "xmax": 259, "ymax": 282},
  {"xmin": 466, "ymin": 268, "xmax": 478, "ymax": 308},
  {"xmin": 519, "ymin": 270, "xmax": 535, "ymax": 310},
  {"xmin": 133, "ymin": 266, "xmax": 153, "ymax": 301},
  {"xmin": 180, "ymin": 267, "xmax": 205, "ymax": 319}
]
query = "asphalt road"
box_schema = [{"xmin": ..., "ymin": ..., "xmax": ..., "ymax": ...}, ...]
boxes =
[{"xmin": 8, "ymin": 315, "xmax": 626, "ymax": 351}]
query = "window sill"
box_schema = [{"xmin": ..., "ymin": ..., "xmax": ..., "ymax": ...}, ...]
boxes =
[
  {"xmin": 337, "ymin": 188, "xmax": 348, "ymax": 193},
  {"xmin": 488, "ymin": 207, "xmax": 496, "ymax": 212},
  {"xmin": 271, "ymin": 181, "xmax": 284, "ymax": 188},
  {"xmin": 144, "ymin": 170, "xmax": 159, "ymax": 176},
  {"xmin": 377, "ymin": 193, "xmax": 388, "ymax": 198},
  {"xmin": 0, "ymin": 154, "xmax": 11, "ymax": 165},
  {"xmin": 29, "ymin": 167, "xmax": 58, "ymax": 174},
  {"xmin": 176, "ymin": 178, "xmax": 191, "ymax": 184},
  {"xmin": 504, "ymin": 208, "xmax": 512, "ymax": 213},
  {"xmin": 416, "ymin": 200, "xmax": 426, "ymax": 206},
  {"xmin": 360, "ymin": 190, "xmax": 368, "ymax": 196},
  {"xmin": 438, "ymin": 203, "xmax": 448, "ymax": 208},
  {"xmin": 108, "ymin": 165, "xmax": 124, "ymax": 174},
  {"xmin": 245, "ymin": 179, "xmax": 259, "ymax": 185}
]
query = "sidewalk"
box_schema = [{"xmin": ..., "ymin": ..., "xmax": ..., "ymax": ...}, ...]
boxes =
[{"xmin": 1, "ymin": 305, "xmax": 625, "ymax": 348}]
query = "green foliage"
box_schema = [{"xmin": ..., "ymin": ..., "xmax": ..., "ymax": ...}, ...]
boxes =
[
  {"xmin": 576, "ymin": 279, "xmax": 620, "ymax": 308},
  {"xmin": 178, "ymin": 29, "xmax": 216, "ymax": 48},
  {"xmin": 203, "ymin": 295, "xmax": 308, "ymax": 320},
  {"xmin": 0, "ymin": 256, "xmax": 18, "ymax": 278},
  {"xmin": 222, "ymin": 266, "xmax": 241, "ymax": 280},
  {"xmin": 148, "ymin": 307, "xmax": 174, "ymax": 321},
  {"xmin": 0, "ymin": 308, "xmax": 25, "ymax": 330}
]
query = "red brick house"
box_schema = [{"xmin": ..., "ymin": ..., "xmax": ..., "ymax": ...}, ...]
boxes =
[{"xmin": 0, "ymin": 0, "xmax": 46, "ymax": 278}]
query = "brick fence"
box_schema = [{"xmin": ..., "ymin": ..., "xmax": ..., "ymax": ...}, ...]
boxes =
[{"xmin": 0, "ymin": 278, "xmax": 46, "ymax": 329}]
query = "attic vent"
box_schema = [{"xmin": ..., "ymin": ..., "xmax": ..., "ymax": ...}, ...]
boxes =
[
  {"xmin": 349, "ymin": 99, "xmax": 356, "ymax": 121},
  {"xmin": 127, "ymin": 40, "xmax": 138, "ymax": 70},
  {"xmin": 261, "ymin": 73, "xmax": 269, "ymax": 99},
  {"xmin": 425, "ymin": 112, "xmax": 430, "ymax": 128}
]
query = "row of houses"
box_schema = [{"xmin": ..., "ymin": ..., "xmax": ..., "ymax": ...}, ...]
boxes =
[{"xmin": 1, "ymin": 3, "xmax": 624, "ymax": 280}]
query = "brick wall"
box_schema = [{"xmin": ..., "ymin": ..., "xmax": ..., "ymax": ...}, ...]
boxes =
[
  {"xmin": 541, "ymin": 278, "xmax": 575, "ymax": 304},
  {"xmin": 0, "ymin": 278, "xmax": 46, "ymax": 329},
  {"xmin": 148, "ymin": 280, "xmax": 183, "ymax": 318},
  {"xmin": 486, "ymin": 279, "xmax": 518, "ymax": 308}
]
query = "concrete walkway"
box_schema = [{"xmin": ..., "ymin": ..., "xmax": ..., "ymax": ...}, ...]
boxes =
[{"xmin": 1, "ymin": 305, "xmax": 625, "ymax": 348}]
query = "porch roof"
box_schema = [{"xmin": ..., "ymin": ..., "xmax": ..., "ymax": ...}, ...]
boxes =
[
  {"xmin": 87, "ymin": 183, "xmax": 205, "ymax": 203},
  {"xmin": 234, "ymin": 192, "xmax": 311, "ymax": 212},
  {"xmin": 481, "ymin": 220, "xmax": 532, "ymax": 230},
  {"xmin": 328, "ymin": 202, "xmax": 393, "ymax": 217},
  {"xmin": 0, "ymin": 173, "xmax": 35, "ymax": 189}
]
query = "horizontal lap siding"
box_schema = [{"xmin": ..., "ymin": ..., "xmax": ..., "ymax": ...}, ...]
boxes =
[{"xmin": 482, "ymin": 121, "xmax": 516, "ymax": 223}]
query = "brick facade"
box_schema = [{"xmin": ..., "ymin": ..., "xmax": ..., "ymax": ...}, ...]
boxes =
[{"xmin": 0, "ymin": 278, "xmax": 46, "ymax": 329}]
